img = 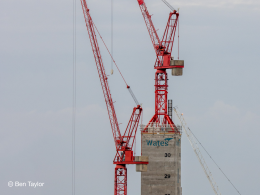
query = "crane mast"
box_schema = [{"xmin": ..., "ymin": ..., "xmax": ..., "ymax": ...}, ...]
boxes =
[
  {"xmin": 137, "ymin": 0, "xmax": 183, "ymax": 132},
  {"xmin": 138, "ymin": 2, "xmax": 226, "ymax": 195},
  {"xmin": 80, "ymin": 1, "xmax": 148, "ymax": 195}
]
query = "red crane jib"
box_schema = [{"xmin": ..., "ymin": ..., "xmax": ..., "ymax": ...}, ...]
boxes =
[
  {"xmin": 80, "ymin": 0, "xmax": 146, "ymax": 162},
  {"xmin": 80, "ymin": 1, "xmax": 148, "ymax": 195}
]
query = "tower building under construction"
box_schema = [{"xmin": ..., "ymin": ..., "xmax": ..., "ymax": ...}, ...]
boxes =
[{"xmin": 141, "ymin": 124, "xmax": 182, "ymax": 195}]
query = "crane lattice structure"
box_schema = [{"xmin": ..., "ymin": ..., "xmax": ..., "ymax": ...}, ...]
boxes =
[
  {"xmin": 173, "ymin": 107, "xmax": 222, "ymax": 195},
  {"xmin": 136, "ymin": 0, "xmax": 184, "ymax": 133},
  {"xmin": 80, "ymin": 1, "xmax": 148, "ymax": 195}
]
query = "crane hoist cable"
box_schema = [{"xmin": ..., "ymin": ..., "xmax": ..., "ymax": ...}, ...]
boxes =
[
  {"xmin": 174, "ymin": 107, "xmax": 242, "ymax": 195},
  {"xmin": 161, "ymin": 0, "xmax": 175, "ymax": 11},
  {"xmin": 80, "ymin": 2, "xmax": 148, "ymax": 195},
  {"xmin": 174, "ymin": 107, "xmax": 221, "ymax": 195},
  {"xmin": 72, "ymin": 0, "xmax": 76, "ymax": 194},
  {"xmin": 111, "ymin": 0, "xmax": 114, "ymax": 75},
  {"xmin": 93, "ymin": 23, "xmax": 140, "ymax": 105},
  {"xmin": 189, "ymin": 125, "xmax": 242, "ymax": 195}
]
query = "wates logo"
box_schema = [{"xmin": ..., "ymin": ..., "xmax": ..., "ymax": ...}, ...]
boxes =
[{"xmin": 146, "ymin": 138, "xmax": 173, "ymax": 146}]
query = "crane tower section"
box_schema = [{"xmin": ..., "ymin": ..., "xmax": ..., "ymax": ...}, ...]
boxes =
[{"xmin": 136, "ymin": 0, "xmax": 183, "ymax": 195}]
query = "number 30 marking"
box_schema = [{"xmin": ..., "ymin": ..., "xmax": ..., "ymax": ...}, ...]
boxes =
[{"xmin": 165, "ymin": 153, "xmax": 171, "ymax": 157}]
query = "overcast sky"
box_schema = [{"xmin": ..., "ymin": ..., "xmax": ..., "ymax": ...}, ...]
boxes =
[{"xmin": 0, "ymin": 0, "xmax": 260, "ymax": 194}]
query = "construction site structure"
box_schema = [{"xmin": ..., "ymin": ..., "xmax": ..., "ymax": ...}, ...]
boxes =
[
  {"xmin": 136, "ymin": 1, "xmax": 184, "ymax": 195},
  {"xmin": 80, "ymin": 1, "xmax": 148, "ymax": 195},
  {"xmin": 141, "ymin": 124, "xmax": 182, "ymax": 195},
  {"xmin": 80, "ymin": 0, "xmax": 237, "ymax": 194}
]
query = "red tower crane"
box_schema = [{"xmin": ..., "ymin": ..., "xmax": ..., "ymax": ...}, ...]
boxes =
[
  {"xmin": 137, "ymin": 0, "xmax": 184, "ymax": 133},
  {"xmin": 80, "ymin": 1, "xmax": 148, "ymax": 195}
]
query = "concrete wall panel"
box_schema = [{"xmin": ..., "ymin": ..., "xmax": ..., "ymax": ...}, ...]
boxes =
[{"xmin": 141, "ymin": 132, "xmax": 182, "ymax": 195}]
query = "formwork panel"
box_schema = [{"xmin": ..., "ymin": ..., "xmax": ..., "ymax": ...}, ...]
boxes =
[{"xmin": 141, "ymin": 133, "xmax": 181, "ymax": 195}]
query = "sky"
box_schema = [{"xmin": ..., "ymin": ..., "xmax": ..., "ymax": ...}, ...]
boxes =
[{"xmin": 0, "ymin": 0, "xmax": 260, "ymax": 194}]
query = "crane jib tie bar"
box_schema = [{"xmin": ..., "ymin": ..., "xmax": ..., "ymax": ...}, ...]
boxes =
[{"xmin": 93, "ymin": 22, "xmax": 140, "ymax": 106}]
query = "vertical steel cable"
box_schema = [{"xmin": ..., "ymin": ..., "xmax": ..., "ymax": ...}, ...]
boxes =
[
  {"xmin": 72, "ymin": 0, "xmax": 76, "ymax": 194},
  {"xmin": 178, "ymin": 9, "xmax": 179, "ymax": 60},
  {"xmin": 111, "ymin": 0, "xmax": 114, "ymax": 74}
]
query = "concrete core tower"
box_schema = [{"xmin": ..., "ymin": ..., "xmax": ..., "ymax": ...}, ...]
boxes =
[{"xmin": 141, "ymin": 125, "xmax": 182, "ymax": 195}]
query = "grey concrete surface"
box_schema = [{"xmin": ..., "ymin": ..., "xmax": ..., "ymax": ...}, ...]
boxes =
[{"xmin": 141, "ymin": 131, "xmax": 182, "ymax": 195}]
